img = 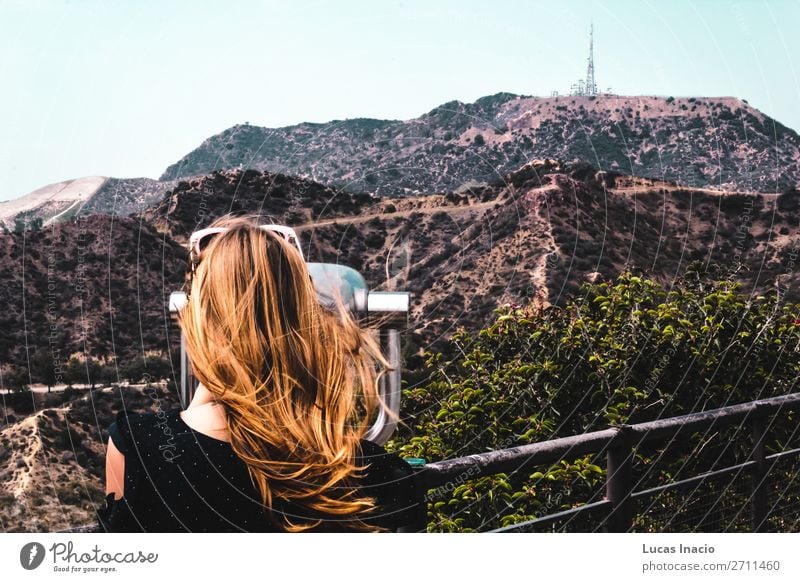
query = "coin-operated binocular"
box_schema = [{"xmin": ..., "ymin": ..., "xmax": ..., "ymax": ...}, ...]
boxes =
[{"xmin": 168, "ymin": 224, "xmax": 409, "ymax": 445}]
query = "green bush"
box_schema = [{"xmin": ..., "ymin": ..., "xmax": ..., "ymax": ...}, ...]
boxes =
[{"xmin": 389, "ymin": 270, "xmax": 800, "ymax": 531}]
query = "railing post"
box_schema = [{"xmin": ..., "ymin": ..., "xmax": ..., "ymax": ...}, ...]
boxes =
[
  {"xmin": 751, "ymin": 404, "xmax": 769, "ymax": 532},
  {"xmin": 606, "ymin": 424, "xmax": 634, "ymax": 532}
]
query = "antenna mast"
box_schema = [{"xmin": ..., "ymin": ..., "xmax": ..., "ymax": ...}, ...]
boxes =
[
  {"xmin": 568, "ymin": 23, "xmax": 599, "ymax": 97},
  {"xmin": 585, "ymin": 22, "xmax": 597, "ymax": 95}
]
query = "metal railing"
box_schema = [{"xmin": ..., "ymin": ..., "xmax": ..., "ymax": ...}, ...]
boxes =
[
  {"xmin": 414, "ymin": 392, "xmax": 800, "ymax": 532},
  {"xmin": 58, "ymin": 392, "xmax": 800, "ymax": 533}
]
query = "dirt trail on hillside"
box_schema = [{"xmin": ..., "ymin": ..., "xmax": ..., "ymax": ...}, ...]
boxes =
[
  {"xmin": 294, "ymin": 198, "xmax": 504, "ymax": 230},
  {"xmin": 612, "ymin": 184, "xmax": 772, "ymax": 197},
  {"xmin": 294, "ymin": 179, "xmax": 772, "ymax": 232}
]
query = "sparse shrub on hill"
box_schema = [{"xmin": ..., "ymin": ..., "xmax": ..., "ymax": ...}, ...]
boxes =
[
  {"xmin": 777, "ymin": 187, "xmax": 800, "ymax": 213},
  {"xmin": 4, "ymin": 365, "xmax": 30, "ymax": 393},
  {"xmin": 30, "ymin": 348, "xmax": 57, "ymax": 391},
  {"xmin": 64, "ymin": 356, "xmax": 101, "ymax": 388},
  {"xmin": 120, "ymin": 354, "xmax": 172, "ymax": 383},
  {"xmin": 364, "ymin": 231, "xmax": 385, "ymax": 249}
]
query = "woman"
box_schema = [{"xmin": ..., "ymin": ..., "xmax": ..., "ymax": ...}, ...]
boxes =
[{"xmin": 98, "ymin": 214, "xmax": 423, "ymax": 532}]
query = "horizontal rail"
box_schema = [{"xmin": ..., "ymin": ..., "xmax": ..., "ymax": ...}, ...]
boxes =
[
  {"xmin": 420, "ymin": 392, "xmax": 800, "ymax": 488},
  {"xmin": 766, "ymin": 447, "xmax": 800, "ymax": 462},
  {"xmin": 421, "ymin": 429, "xmax": 619, "ymax": 489},
  {"xmin": 633, "ymin": 460, "xmax": 757, "ymax": 501},
  {"xmin": 631, "ymin": 394, "xmax": 800, "ymax": 442},
  {"xmin": 630, "ymin": 446, "xmax": 800, "ymax": 502},
  {"xmin": 492, "ymin": 499, "xmax": 612, "ymax": 532}
]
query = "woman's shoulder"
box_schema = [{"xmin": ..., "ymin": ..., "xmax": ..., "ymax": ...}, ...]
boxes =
[
  {"xmin": 106, "ymin": 408, "xmax": 181, "ymax": 453},
  {"xmin": 109, "ymin": 407, "xmax": 179, "ymax": 430}
]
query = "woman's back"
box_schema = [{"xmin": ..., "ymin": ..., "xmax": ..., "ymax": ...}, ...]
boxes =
[
  {"xmin": 102, "ymin": 216, "xmax": 422, "ymax": 531},
  {"xmin": 98, "ymin": 409, "xmax": 423, "ymax": 532}
]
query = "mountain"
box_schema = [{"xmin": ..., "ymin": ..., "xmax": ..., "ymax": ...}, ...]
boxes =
[
  {"xmin": 7, "ymin": 93, "xmax": 799, "ymax": 231},
  {"xmin": 147, "ymin": 163, "xmax": 800, "ymax": 365},
  {"xmin": 3, "ymin": 162, "xmax": 799, "ymax": 373},
  {"xmin": 161, "ymin": 93, "xmax": 800, "ymax": 195},
  {"xmin": 0, "ymin": 176, "xmax": 106, "ymax": 229},
  {"xmin": 3, "ymin": 91, "xmax": 800, "ymax": 533},
  {"xmin": 0, "ymin": 177, "xmax": 175, "ymax": 231},
  {"xmin": 143, "ymin": 168, "xmax": 375, "ymax": 244},
  {"xmin": 79, "ymin": 177, "xmax": 176, "ymax": 216},
  {"xmin": 0, "ymin": 215, "xmax": 187, "ymax": 368}
]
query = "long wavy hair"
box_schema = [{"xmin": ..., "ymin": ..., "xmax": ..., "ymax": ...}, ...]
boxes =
[{"xmin": 178, "ymin": 214, "xmax": 393, "ymax": 531}]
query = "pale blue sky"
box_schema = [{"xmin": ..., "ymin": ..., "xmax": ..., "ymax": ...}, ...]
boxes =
[{"xmin": 1, "ymin": 0, "xmax": 798, "ymax": 200}]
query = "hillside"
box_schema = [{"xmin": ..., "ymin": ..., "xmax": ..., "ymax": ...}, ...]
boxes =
[
  {"xmin": 1, "ymin": 177, "xmax": 175, "ymax": 231},
  {"xmin": 161, "ymin": 94, "xmax": 800, "ymax": 195},
  {"xmin": 2, "ymin": 163, "xmax": 798, "ymax": 373},
  {"xmin": 3, "ymin": 163, "xmax": 800, "ymax": 531},
  {"xmin": 6, "ymin": 93, "xmax": 798, "ymax": 232},
  {"xmin": 142, "ymin": 169, "xmax": 375, "ymax": 244},
  {"xmin": 0, "ymin": 384, "xmax": 178, "ymax": 532},
  {"xmin": 146, "ymin": 164, "xmax": 800, "ymax": 365},
  {"xmin": 79, "ymin": 177, "xmax": 176, "ymax": 216},
  {"xmin": 0, "ymin": 177, "xmax": 107, "ymax": 230},
  {"xmin": 0, "ymin": 215, "xmax": 186, "ymax": 368}
]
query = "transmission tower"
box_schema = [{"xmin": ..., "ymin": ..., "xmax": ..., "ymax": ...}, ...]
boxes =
[
  {"xmin": 568, "ymin": 23, "xmax": 599, "ymax": 97},
  {"xmin": 585, "ymin": 22, "xmax": 597, "ymax": 95}
]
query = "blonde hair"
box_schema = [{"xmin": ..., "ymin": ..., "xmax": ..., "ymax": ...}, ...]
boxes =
[{"xmin": 178, "ymin": 214, "xmax": 393, "ymax": 531}]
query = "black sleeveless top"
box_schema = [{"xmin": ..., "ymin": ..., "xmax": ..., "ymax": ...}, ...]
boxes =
[{"xmin": 97, "ymin": 408, "xmax": 424, "ymax": 532}]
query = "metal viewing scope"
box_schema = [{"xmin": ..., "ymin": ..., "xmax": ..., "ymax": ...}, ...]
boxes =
[{"xmin": 168, "ymin": 224, "xmax": 409, "ymax": 445}]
